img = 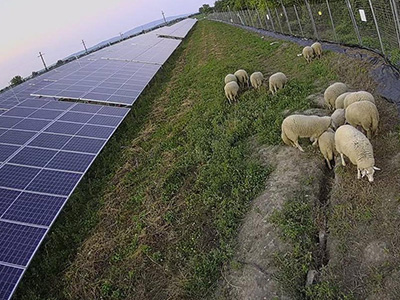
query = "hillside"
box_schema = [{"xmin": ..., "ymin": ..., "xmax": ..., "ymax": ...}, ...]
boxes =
[{"xmin": 15, "ymin": 20, "xmax": 400, "ymax": 299}]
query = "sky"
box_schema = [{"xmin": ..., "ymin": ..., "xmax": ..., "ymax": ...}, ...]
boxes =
[{"xmin": 0, "ymin": 0, "xmax": 213, "ymax": 89}]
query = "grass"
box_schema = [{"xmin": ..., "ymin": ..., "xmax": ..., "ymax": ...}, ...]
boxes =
[{"xmin": 14, "ymin": 20, "xmax": 352, "ymax": 299}]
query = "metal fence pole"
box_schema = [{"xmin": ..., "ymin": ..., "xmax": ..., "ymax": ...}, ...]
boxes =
[
  {"xmin": 264, "ymin": 11, "xmax": 271, "ymax": 31},
  {"xmin": 294, "ymin": 5, "xmax": 304, "ymax": 36},
  {"xmin": 256, "ymin": 8, "xmax": 264, "ymax": 29},
  {"xmin": 275, "ymin": 8, "xmax": 284, "ymax": 33},
  {"xmin": 281, "ymin": 2, "xmax": 293, "ymax": 35},
  {"xmin": 238, "ymin": 11, "xmax": 245, "ymax": 26},
  {"xmin": 326, "ymin": 0, "xmax": 338, "ymax": 41},
  {"xmin": 247, "ymin": 9, "xmax": 255, "ymax": 27},
  {"xmin": 368, "ymin": 0, "xmax": 385, "ymax": 55},
  {"xmin": 305, "ymin": 0, "xmax": 319, "ymax": 39},
  {"xmin": 345, "ymin": 0, "xmax": 362, "ymax": 45},
  {"xmin": 391, "ymin": 0, "xmax": 400, "ymax": 48},
  {"xmin": 267, "ymin": 8, "xmax": 276, "ymax": 32},
  {"xmin": 389, "ymin": 0, "xmax": 400, "ymax": 48}
]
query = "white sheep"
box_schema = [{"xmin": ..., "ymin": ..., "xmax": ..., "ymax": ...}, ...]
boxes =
[
  {"xmin": 345, "ymin": 101, "xmax": 379, "ymax": 139},
  {"xmin": 224, "ymin": 81, "xmax": 240, "ymax": 104},
  {"xmin": 269, "ymin": 72, "xmax": 287, "ymax": 95},
  {"xmin": 343, "ymin": 91, "xmax": 375, "ymax": 109},
  {"xmin": 331, "ymin": 108, "xmax": 345, "ymax": 130},
  {"xmin": 311, "ymin": 42, "xmax": 322, "ymax": 59},
  {"xmin": 335, "ymin": 92, "xmax": 351, "ymax": 109},
  {"xmin": 324, "ymin": 82, "xmax": 348, "ymax": 109},
  {"xmin": 225, "ymin": 74, "xmax": 237, "ymax": 84},
  {"xmin": 335, "ymin": 125, "xmax": 380, "ymax": 182},
  {"xmin": 318, "ymin": 128, "xmax": 336, "ymax": 169},
  {"xmin": 234, "ymin": 69, "xmax": 249, "ymax": 89},
  {"xmin": 281, "ymin": 115, "xmax": 332, "ymax": 152},
  {"xmin": 250, "ymin": 72, "xmax": 264, "ymax": 89},
  {"xmin": 302, "ymin": 46, "xmax": 314, "ymax": 63}
]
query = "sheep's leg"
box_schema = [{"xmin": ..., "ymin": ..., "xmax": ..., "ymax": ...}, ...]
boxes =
[
  {"xmin": 312, "ymin": 138, "xmax": 318, "ymax": 147},
  {"xmin": 366, "ymin": 129, "xmax": 372, "ymax": 139},
  {"xmin": 357, "ymin": 168, "xmax": 361, "ymax": 179},
  {"xmin": 326, "ymin": 158, "xmax": 332, "ymax": 170},
  {"xmin": 294, "ymin": 140, "xmax": 304, "ymax": 152},
  {"xmin": 340, "ymin": 153, "xmax": 346, "ymax": 166}
]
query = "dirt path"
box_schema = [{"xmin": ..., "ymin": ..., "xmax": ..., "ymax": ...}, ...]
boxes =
[{"xmin": 215, "ymin": 145, "xmax": 330, "ymax": 299}]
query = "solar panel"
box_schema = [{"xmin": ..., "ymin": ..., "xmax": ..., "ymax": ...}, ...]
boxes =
[
  {"xmin": 0, "ymin": 17, "xmax": 195, "ymax": 300},
  {"xmin": 155, "ymin": 18, "xmax": 197, "ymax": 39}
]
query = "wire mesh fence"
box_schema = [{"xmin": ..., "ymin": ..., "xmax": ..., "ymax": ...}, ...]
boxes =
[{"xmin": 209, "ymin": 0, "xmax": 400, "ymax": 66}]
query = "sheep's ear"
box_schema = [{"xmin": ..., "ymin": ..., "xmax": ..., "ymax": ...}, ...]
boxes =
[{"xmin": 373, "ymin": 167, "xmax": 381, "ymax": 171}]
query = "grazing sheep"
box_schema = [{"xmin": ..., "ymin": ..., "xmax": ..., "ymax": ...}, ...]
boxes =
[
  {"xmin": 311, "ymin": 42, "xmax": 322, "ymax": 59},
  {"xmin": 318, "ymin": 128, "xmax": 336, "ymax": 169},
  {"xmin": 335, "ymin": 125, "xmax": 380, "ymax": 182},
  {"xmin": 234, "ymin": 69, "xmax": 249, "ymax": 89},
  {"xmin": 269, "ymin": 72, "xmax": 287, "ymax": 95},
  {"xmin": 224, "ymin": 81, "xmax": 240, "ymax": 104},
  {"xmin": 250, "ymin": 72, "xmax": 264, "ymax": 89},
  {"xmin": 281, "ymin": 115, "xmax": 332, "ymax": 152},
  {"xmin": 225, "ymin": 74, "xmax": 237, "ymax": 84},
  {"xmin": 302, "ymin": 46, "xmax": 314, "ymax": 63},
  {"xmin": 331, "ymin": 108, "xmax": 345, "ymax": 129},
  {"xmin": 343, "ymin": 91, "xmax": 375, "ymax": 109},
  {"xmin": 324, "ymin": 82, "xmax": 348, "ymax": 109},
  {"xmin": 345, "ymin": 101, "xmax": 379, "ymax": 139},
  {"xmin": 335, "ymin": 92, "xmax": 351, "ymax": 109}
]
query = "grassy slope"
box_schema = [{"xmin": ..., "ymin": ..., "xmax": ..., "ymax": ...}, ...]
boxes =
[{"xmin": 15, "ymin": 20, "xmax": 340, "ymax": 299}]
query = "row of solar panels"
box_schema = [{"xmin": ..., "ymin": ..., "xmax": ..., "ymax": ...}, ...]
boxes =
[
  {"xmin": 0, "ymin": 18, "xmax": 197, "ymax": 300},
  {"xmin": 0, "ymin": 19, "xmax": 196, "ymax": 110}
]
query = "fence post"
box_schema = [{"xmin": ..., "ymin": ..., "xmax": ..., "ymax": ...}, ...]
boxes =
[
  {"xmin": 246, "ymin": 9, "xmax": 255, "ymax": 27},
  {"xmin": 238, "ymin": 11, "xmax": 245, "ymax": 26},
  {"xmin": 264, "ymin": 11, "xmax": 271, "ymax": 31},
  {"xmin": 305, "ymin": 0, "xmax": 319, "ymax": 39},
  {"xmin": 392, "ymin": 0, "xmax": 400, "ymax": 48},
  {"xmin": 256, "ymin": 8, "xmax": 264, "ymax": 29},
  {"xmin": 275, "ymin": 8, "xmax": 284, "ymax": 33},
  {"xmin": 281, "ymin": 2, "xmax": 293, "ymax": 35},
  {"xmin": 345, "ymin": 0, "xmax": 362, "ymax": 45},
  {"xmin": 368, "ymin": 0, "xmax": 385, "ymax": 55},
  {"xmin": 267, "ymin": 8, "xmax": 276, "ymax": 32},
  {"xmin": 293, "ymin": 5, "xmax": 304, "ymax": 36},
  {"xmin": 326, "ymin": 0, "xmax": 338, "ymax": 41},
  {"xmin": 389, "ymin": 0, "xmax": 400, "ymax": 48}
]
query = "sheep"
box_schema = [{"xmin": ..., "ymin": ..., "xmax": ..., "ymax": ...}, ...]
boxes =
[
  {"xmin": 335, "ymin": 125, "xmax": 380, "ymax": 182},
  {"xmin": 343, "ymin": 91, "xmax": 375, "ymax": 109},
  {"xmin": 224, "ymin": 81, "xmax": 240, "ymax": 104},
  {"xmin": 302, "ymin": 46, "xmax": 314, "ymax": 63},
  {"xmin": 225, "ymin": 74, "xmax": 237, "ymax": 84},
  {"xmin": 281, "ymin": 115, "xmax": 332, "ymax": 152},
  {"xmin": 318, "ymin": 128, "xmax": 336, "ymax": 169},
  {"xmin": 311, "ymin": 42, "xmax": 322, "ymax": 59},
  {"xmin": 331, "ymin": 108, "xmax": 345, "ymax": 130},
  {"xmin": 234, "ymin": 69, "xmax": 249, "ymax": 89},
  {"xmin": 269, "ymin": 72, "xmax": 287, "ymax": 95},
  {"xmin": 345, "ymin": 101, "xmax": 379, "ymax": 139},
  {"xmin": 335, "ymin": 92, "xmax": 351, "ymax": 109},
  {"xmin": 250, "ymin": 72, "xmax": 264, "ymax": 89},
  {"xmin": 324, "ymin": 82, "xmax": 348, "ymax": 109}
]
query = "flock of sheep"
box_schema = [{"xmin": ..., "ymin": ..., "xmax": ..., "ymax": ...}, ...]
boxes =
[
  {"xmin": 223, "ymin": 42, "xmax": 381, "ymax": 183},
  {"xmin": 224, "ymin": 69, "xmax": 287, "ymax": 103}
]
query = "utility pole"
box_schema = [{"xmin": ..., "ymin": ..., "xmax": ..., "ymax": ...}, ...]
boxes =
[
  {"xmin": 38, "ymin": 52, "xmax": 48, "ymax": 71},
  {"xmin": 82, "ymin": 39, "xmax": 88, "ymax": 53},
  {"xmin": 161, "ymin": 11, "xmax": 167, "ymax": 24},
  {"xmin": 119, "ymin": 32, "xmax": 123, "ymax": 40}
]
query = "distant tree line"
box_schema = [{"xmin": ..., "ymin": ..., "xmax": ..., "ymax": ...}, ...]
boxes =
[{"xmin": 201, "ymin": 0, "xmax": 326, "ymax": 13}]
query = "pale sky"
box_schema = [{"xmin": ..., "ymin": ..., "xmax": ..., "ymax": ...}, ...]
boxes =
[{"xmin": 0, "ymin": 0, "xmax": 213, "ymax": 89}]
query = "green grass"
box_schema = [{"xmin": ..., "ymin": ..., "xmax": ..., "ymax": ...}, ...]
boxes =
[{"xmin": 15, "ymin": 20, "xmax": 339, "ymax": 300}]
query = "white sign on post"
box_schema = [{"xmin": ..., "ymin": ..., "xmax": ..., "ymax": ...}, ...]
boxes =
[{"xmin": 359, "ymin": 9, "xmax": 367, "ymax": 22}]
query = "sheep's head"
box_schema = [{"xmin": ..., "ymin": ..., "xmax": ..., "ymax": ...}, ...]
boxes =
[{"xmin": 361, "ymin": 166, "xmax": 381, "ymax": 182}]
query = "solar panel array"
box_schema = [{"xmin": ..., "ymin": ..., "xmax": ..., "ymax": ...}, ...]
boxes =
[
  {"xmin": 0, "ymin": 18, "xmax": 197, "ymax": 300},
  {"xmin": 154, "ymin": 18, "xmax": 198, "ymax": 39},
  {"xmin": 0, "ymin": 99, "xmax": 129, "ymax": 300}
]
